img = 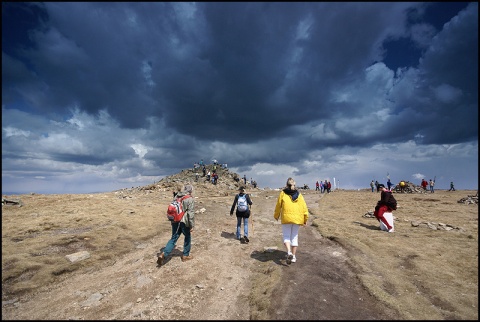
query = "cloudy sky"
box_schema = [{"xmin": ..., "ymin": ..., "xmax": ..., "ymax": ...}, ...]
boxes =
[{"xmin": 2, "ymin": 2, "xmax": 478, "ymax": 194}]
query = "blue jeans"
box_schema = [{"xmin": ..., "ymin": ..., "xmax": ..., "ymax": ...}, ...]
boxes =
[
  {"xmin": 163, "ymin": 222, "xmax": 191, "ymax": 257},
  {"xmin": 236, "ymin": 216, "xmax": 249, "ymax": 239}
]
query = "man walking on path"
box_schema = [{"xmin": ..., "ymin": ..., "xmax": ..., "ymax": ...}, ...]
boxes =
[{"xmin": 156, "ymin": 184, "xmax": 195, "ymax": 266}]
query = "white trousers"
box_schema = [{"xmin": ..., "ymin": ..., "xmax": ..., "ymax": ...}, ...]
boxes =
[{"xmin": 282, "ymin": 224, "xmax": 300, "ymax": 246}]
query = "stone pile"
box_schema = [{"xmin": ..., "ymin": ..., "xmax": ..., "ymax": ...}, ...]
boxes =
[
  {"xmin": 114, "ymin": 164, "xmax": 262, "ymax": 197},
  {"xmin": 410, "ymin": 221, "xmax": 465, "ymax": 231},
  {"xmin": 457, "ymin": 193, "xmax": 478, "ymax": 205},
  {"xmin": 393, "ymin": 181, "xmax": 427, "ymax": 193}
]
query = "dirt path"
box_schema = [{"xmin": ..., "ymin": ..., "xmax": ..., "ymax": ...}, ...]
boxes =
[{"xmin": 2, "ymin": 190, "xmax": 399, "ymax": 320}]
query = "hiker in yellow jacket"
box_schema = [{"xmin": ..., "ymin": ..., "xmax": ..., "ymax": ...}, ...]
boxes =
[{"xmin": 274, "ymin": 177, "xmax": 309, "ymax": 264}]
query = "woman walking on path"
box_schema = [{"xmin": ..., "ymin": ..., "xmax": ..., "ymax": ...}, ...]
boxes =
[
  {"xmin": 230, "ymin": 186, "xmax": 253, "ymax": 243},
  {"xmin": 273, "ymin": 177, "xmax": 309, "ymax": 264}
]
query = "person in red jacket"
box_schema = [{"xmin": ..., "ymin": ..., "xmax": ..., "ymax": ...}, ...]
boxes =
[{"xmin": 421, "ymin": 179, "xmax": 428, "ymax": 191}]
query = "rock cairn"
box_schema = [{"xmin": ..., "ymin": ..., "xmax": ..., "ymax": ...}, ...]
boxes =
[
  {"xmin": 113, "ymin": 163, "xmax": 262, "ymax": 197},
  {"xmin": 393, "ymin": 181, "xmax": 427, "ymax": 193},
  {"xmin": 457, "ymin": 193, "xmax": 478, "ymax": 205}
]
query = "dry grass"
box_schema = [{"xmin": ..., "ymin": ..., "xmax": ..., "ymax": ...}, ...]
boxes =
[
  {"xmin": 2, "ymin": 190, "xmax": 172, "ymax": 296},
  {"xmin": 311, "ymin": 189, "xmax": 478, "ymax": 320},
  {"xmin": 2, "ymin": 187, "xmax": 478, "ymax": 320}
]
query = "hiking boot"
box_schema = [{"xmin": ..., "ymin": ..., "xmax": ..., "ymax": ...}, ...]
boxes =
[
  {"xmin": 156, "ymin": 253, "xmax": 165, "ymax": 266},
  {"xmin": 244, "ymin": 236, "xmax": 249, "ymax": 243},
  {"xmin": 181, "ymin": 255, "xmax": 193, "ymax": 262},
  {"xmin": 291, "ymin": 255, "xmax": 297, "ymax": 263}
]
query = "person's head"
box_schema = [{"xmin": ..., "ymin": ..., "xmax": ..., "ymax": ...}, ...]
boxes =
[
  {"xmin": 184, "ymin": 184, "xmax": 194, "ymax": 195},
  {"xmin": 286, "ymin": 177, "xmax": 296, "ymax": 190},
  {"xmin": 378, "ymin": 183, "xmax": 385, "ymax": 190},
  {"xmin": 175, "ymin": 183, "xmax": 184, "ymax": 193},
  {"xmin": 239, "ymin": 186, "xmax": 245, "ymax": 193}
]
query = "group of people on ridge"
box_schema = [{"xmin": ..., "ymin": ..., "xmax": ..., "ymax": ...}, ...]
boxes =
[{"xmin": 315, "ymin": 180, "xmax": 331, "ymax": 193}]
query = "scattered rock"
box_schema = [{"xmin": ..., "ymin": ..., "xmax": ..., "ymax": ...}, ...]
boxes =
[
  {"xmin": 457, "ymin": 193, "xmax": 478, "ymax": 204},
  {"xmin": 65, "ymin": 250, "xmax": 91, "ymax": 263}
]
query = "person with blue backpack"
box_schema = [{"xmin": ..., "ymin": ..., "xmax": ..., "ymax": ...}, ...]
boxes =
[{"xmin": 230, "ymin": 186, "xmax": 253, "ymax": 243}]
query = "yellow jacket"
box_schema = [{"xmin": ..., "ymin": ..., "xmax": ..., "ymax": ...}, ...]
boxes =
[{"xmin": 273, "ymin": 189, "xmax": 308, "ymax": 225}]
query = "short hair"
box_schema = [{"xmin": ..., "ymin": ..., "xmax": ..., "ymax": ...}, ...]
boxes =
[
  {"xmin": 286, "ymin": 177, "xmax": 296, "ymax": 189},
  {"xmin": 184, "ymin": 184, "xmax": 194, "ymax": 194},
  {"xmin": 175, "ymin": 183, "xmax": 184, "ymax": 192}
]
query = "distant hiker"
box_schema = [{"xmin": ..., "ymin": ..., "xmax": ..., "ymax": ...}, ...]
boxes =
[
  {"xmin": 387, "ymin": 178, "xmax": 392, "ymax": 191},
  {"xmin": 327, "ymin": 181, "xmax": 331, "ymax": 193},
  {"xmin": 202, "ymin": 165, "xmax": 206, "ymax": 177},
  {"xmin": 421, "ymin": 179, "xmax": 428, "ymax": 191},
  {"xmin": 206, "ymin": 171, "xmax": 211, "ymax": 181},
  {"xmin": 375, "ymin": 180, "xmax": 380, "ymax": 192},
  {"xmin": 199, "ymin": 159, "xmax": 204, "ymax": 166},
  {"xmin": 230, "ymin": 186, "xmax": 253, "ymax": 243},
  {"xmin": 320, "ymin": 180, "xmax": 324, "ymax": 193},
  {"xmin": 273, "ymin": 177, "xmax": 309, "ymax": 265},
  {"xmin": 157, "ymin": 184, "xmax": 195, "ymax": 267},
  {"xmin": 373, "ymin": 184, "xmax": 396, "ymax": 233},
  {"xmin": 243, "ymin": 175, "xmax": 247, "ymax": 185},
  {"xmin": 213, "ymin": 172, "xmax": 218, "ymax": 185},
  {"xmin": 449, "ymin": 181, "xmax": 456, "ymax": 191},
  {"xmin": 429, "ymin": 179, "xmax": 435, "ymax": 193},
  {"xmin": 315, "ymin": 181, "xmax": 320, "ymax": 191},
  {"xmin": 370, "ymin": 180, "xmax": 375, "ymax": 192}
]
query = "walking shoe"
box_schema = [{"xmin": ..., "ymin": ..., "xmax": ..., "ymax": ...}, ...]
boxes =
[
  {"xmin": 244, "ymin": 236, "xmax": 249, "ymax": 243},
  {"xmin": 291, "ymin": 255, "xmax": 297, "ymax": 263},
  {"xmin": 181, "ymin": 255, "xmax": 194, "ymax": 262},
  {"xmin": 156, "ymin": 253, "xmax": 165, "ymax": 266},
  {"xmin": 286, "ymin": 253, "xmax": 293, "ymax": 265}
]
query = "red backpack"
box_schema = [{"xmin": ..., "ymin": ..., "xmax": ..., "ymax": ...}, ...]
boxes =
[{"xmin": 166, "ymin": 195, "xmax": 191, "ymax": 222}]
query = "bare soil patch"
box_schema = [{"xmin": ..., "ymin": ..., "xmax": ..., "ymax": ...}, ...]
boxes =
[{"xmin": 2, "ymin": 182, "xmax": 478, "ymax": 320}]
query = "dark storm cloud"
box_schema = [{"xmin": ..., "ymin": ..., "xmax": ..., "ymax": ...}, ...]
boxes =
[{"xmin": 2, "ymin": 2, "xmax": 478, "ymax": 193}]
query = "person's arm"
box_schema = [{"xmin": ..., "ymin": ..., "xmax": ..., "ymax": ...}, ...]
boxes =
[
  {"xmin": 247, "ymin": 194, "xmax": 253, "ymax": 206},
  {"xmin": 273, "ymin": 192, "xmax": 283, "ymax": 221},
  {"xmin": 298, "ymin": 194, "xmax": 308, "ymax": 225},
  {"xmin": 183, "ymin": 196, "xmax": 195, "ymax": 229},
  {"xmin": 230, "ymin": 195, "xmax": 238, "ymax": 215}
]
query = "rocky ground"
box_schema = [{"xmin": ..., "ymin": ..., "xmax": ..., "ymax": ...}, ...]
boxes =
[
  {"xmin": 2, "ymin": 188, "xmax": 400, "ymax": 320},
  {"xmin": 3, "ymin": 167, "xmax": 476, "ymax": 320}
]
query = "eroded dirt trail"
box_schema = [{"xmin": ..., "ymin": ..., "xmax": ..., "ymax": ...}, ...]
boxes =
[{"xmin": 2, "ymin": 190, "xmax": 398, "ymax": 320}]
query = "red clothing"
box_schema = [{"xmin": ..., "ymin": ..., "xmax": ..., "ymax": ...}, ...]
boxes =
[{"xmin": 374, "ymin": 205, "xmax": 393, "ymax": 231}]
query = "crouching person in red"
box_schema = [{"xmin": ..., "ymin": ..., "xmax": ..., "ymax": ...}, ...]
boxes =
[{"xmin": 374, "ymin": 184, "xmax": 396, "ymax": 232}]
